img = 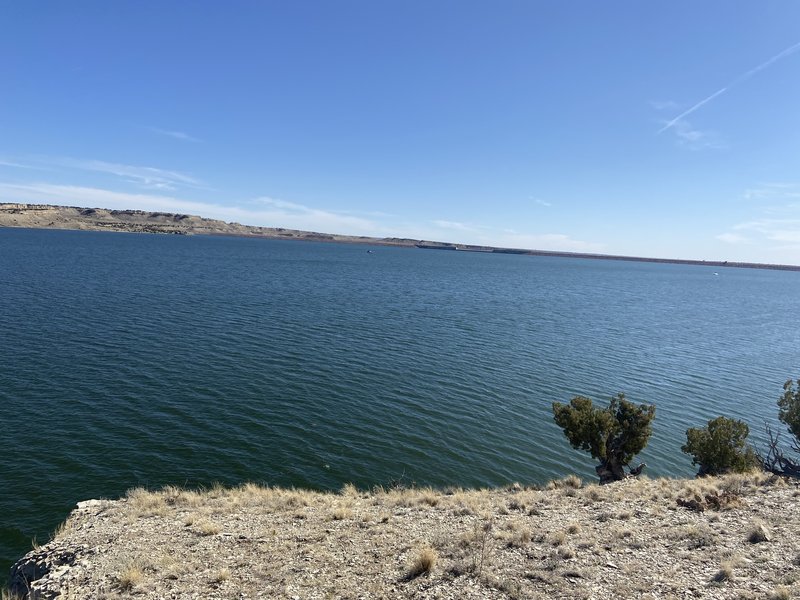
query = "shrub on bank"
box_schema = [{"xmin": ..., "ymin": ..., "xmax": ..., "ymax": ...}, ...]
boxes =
[
  {"xmin": 778, "ymin": 379, "xmax": 800, "ymax": 449},
  {"xmin": 682, "ymin": 416, "xmax": 759, "ymax": 476},
  {"xmin": 552, "ymin": 393, "xmax": 655, "ymax": 484}
]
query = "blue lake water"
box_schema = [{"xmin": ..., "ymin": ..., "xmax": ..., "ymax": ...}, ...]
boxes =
[{"xmin": 1, "ymin": 228, "xmax": 798, "ymax": 577}]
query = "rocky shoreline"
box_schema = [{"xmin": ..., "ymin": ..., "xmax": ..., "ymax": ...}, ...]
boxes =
[{"xmin": 8, "ymin": 473, "xmax": 799, "ymax": 599}]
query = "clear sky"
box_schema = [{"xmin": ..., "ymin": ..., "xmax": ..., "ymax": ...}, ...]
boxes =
[{"xmin": 2, "ymin": 2, "xmax": 800, "ymax": 264}]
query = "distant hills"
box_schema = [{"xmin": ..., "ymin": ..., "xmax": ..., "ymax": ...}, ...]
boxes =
[
  {"xmin": 1, "ymin": 203, "xmax": 798, "ymax": 271},
  {"xmin": 0, "ymin": 203, "xmax": 421, "ymax": 246}
]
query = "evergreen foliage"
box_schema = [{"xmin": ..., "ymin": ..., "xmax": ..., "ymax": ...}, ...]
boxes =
[
  {"xmin": 552, "ymin": 393, "xmax": 655, "ymax": 483},
  {"xmin": 778, "ymin": 379, "xmax": 800, "ymax": 447},
  {"xmin": 682, "ymin": 416, "xmax": 759, "ymax": 476}
]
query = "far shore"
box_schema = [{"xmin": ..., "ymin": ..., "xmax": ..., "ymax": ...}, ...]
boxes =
[{"xmin": 2, "ymin": 202, "xmax": 799, "ymax": 272}]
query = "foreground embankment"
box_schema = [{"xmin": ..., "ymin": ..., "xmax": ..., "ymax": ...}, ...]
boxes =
[{"xmin": 8, "ymin": 473, "xmax": 800, "ymax": 599}]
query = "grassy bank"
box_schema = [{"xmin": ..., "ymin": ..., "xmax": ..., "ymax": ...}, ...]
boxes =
[{"xmin": 7, "ymin": 472, "xmax": 800, "ymax": 599}]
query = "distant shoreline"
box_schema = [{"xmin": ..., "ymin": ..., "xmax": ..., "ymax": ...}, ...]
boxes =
[{"xmin": 2, "ymin": 202, "xmax": 798, "ymax": 272}]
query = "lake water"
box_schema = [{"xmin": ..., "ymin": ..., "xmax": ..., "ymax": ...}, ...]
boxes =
[{"xmin": 1, "ymin": 228, "xmax": 798, "ymax": 578}]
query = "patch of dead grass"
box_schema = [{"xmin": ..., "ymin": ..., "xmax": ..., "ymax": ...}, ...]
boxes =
[{"xmin": 405, "ymin": 546, "xmax": 437, "ymax": 579}]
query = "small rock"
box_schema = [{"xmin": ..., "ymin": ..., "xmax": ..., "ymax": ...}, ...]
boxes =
[
  {"xmin": 748, "ymin": 522, "xmax": 770, "ymax": 543},
  {"xmin": 76, "ymin": 499, "xmax": 108, "ymax": 511}
]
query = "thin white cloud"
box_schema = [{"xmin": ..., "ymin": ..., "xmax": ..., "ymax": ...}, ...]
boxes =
[
  {"xmin": 432, "ymin": 219, "xmax": 475, "ymax": 232},
  {"xmin": 716, "ymin": 232, "xmax": 750, "ymax": 244},
  {"xmin": 658, "ymin": 40, "xmax": 800, "ymax": 134},
  {"xmin": 19, "ymin": 156, "xmax": 204, "ymax": 191},
  {"xmin": 743, "ymin": 183, "xmax": 800, "ymax": 202},
  {"xmin": 532, "ymin": 197, "xmax": 552, "ymax": 207},
  {"xmin": 0, "ymin": 174, "xmax": 614, "ymax": 256},
  {"xmin": 60, "ymin": 158, "xmax": 202, "ymax": 190},
  {"xmin": 492, "ymin": 232, "xmax": 604, "ymax": 253},
  {"xmin": 0, "ymin": 159, "xmax": 43, "ymax": 169},
  {"xmin": 671, "ymin": 119, "xmax": 727, "ymax": 150},
  {"xmin": 650, "ymin": 100, "xmax": 680, "ymax": 111},
  {"xmin": 250, "ymin": 196, "xmax": 378, "ymax": 233},
  {"xmin": 0, "ymin": 183, "xmax": 380, "ymax": 236},
  {"xmin": 657, "ymin": 88, "xmax": 729, "ymax": 134},
  {"xmin": 147, "ymin": 127, "xmax": 201, "ymax": 142},
  {"xmin": 733, "ymin": 219, "xmax": 800, "ymax": 243},
  {"xmin": 387, "ymin": 221, "xmax": 603, "ymax": 253},
  {"xmin": 716, "ymin": 184, "xmax": 800, "ymax": 255},
  {"xmin": 0, "ymin": 180, "xmax": 604, "ymax": 254},
  {"xmin": 252, "ymin": 196, "xmax": 309, "ymax": 211}
]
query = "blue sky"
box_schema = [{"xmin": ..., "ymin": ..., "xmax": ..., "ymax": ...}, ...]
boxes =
[{"xmin": 2, "ymin": 2, "xmax": 800, "ymax": 263}]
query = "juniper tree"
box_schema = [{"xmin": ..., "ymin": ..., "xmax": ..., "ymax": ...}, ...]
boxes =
[
  {"xmin": 552, "ymin": 393, "xmax": 655, "ymax": 484},
  {"xmin": 681, "ymin": 416, "xmax": 759, "ymax": 476},
  {"xmin": 778, "ymin": 379, "xmax": 800, "ymax": 452}
]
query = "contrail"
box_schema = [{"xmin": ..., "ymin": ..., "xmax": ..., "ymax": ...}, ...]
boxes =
[{"xmin": 658, "ymin": 40, "xmax": 800, "ymax": 134}]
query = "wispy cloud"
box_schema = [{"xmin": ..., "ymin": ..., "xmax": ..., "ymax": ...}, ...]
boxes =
[
  {"xmin": 743, "ymin": 182, "xmax": 800, "ymax": 203},
  {"xmin": 0, "ymin": 158, "xmax": 43, "ymax": 169},
  {"xmin": 432, "ymin": 219, "xmax": 475, "ymax": 232},
  {"xmin": 57, "ymin": 158, "xmax": 203, "ymax": 190},
  {"xmin": 490, "ymin": 232, "xmax": 604, "ymax": 253},
  {"xmin": 147, "ymin": 126, "xmax": 201, "ymax": 143},
  {"xmin": 732, "ymin": 219, "xmax": 800, "ymax": 244},
  {"xmin": 531, "ymin": 196, "xmax": 552, "ymax": 207},
  {"xmin": 0, "ymin": 182, "xmax": 195, "ymax": 211},
  {"xmin": 652, "ymin": 100, "xmax": 726, "ymax": 148},
  {"xmin": 0, "ymin": 179, "xmax": 604, "ymax": 253},
  {"xmin": 658, "ymin": 40, "xmax": 800, "ymax": 134},
  {"xmin": 671, "ymin": 119, "xmax": 727, "ymax": 150},
  {"xmin": 218, "ymin": 195, "xmax": 378, "ymax": 233},
  {"xmin": 9, "ymin": 156, "xmax": 204, "ymax": 191},
  {"xmin": 717, "ymin": 184, "xmax": 800, "ymax": 258},
  {"xmin": 716, "ymin": 232, "xmax": 750, "ymax": 245},
  {"xmin": 650, "ymin": 100, "xmax": 680, "ymax": 111}
]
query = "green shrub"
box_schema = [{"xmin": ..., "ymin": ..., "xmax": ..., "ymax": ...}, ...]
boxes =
[
  {"xmin": 682, "ymin": 416, "xmax": 759, "ymax": 476},
  {"xmin": 552, "ymin": 393, "xmax": 655, "ymax": 483},
  {"xmin": 778, "ymin": 379, "xmax": 800, "ymax": 448}
]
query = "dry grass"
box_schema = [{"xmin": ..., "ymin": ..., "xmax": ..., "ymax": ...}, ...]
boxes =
[
  {"xmin": 566, "ymin": 522, "xmax": 581, "ymax": 534},
  {"xmin": 13, "ymin": 474, "xmax": 798, "ymax": 599},
  {"xmin": 418, "ymin": 491, "xmax": 439, "ymax": 507},
  {"xmin": 195, "ymin": 519, "xmax": 222, "ymax": 536},
  {"xmin": 117, "ymin": 560, "xmax": 145, "ymax": 590},
  {"xmin": 405, "ymin": 546, "xmax": 437, "ymax": 579},
  {"xmin": 126, "ymin": 488, "xmax": 168, "ymax": 518},
  {"xmin": 340, "ymin": 483, "xmax": 359, "ymax": 497},
  {"xmin": 681, "ymin": 524, "xmax": 718, "ymax": 549},
  {"xmin": 713, "ymin": 560, "xmax": 735, "ymax": 583},
  {"xmin": 583, "ymin": 486, "xmax": 603, "ymax": 501},
  {"xmin": 550, "ymin": 531, "xmax": 567, "ymax": 546},
  {"xmin": 331, "ymin": 505, "xmax": 353, "ymax": 521},
  {"xmin": 51, "ymin": 518, "xmax": 73, "ymax": 541},
  {"xmin": 557, "ymin": 546, "xmax": 576, "ymax": 559},
  {"xmin": 770, "ymin": 586, "xmax": 792, "ymax": 600}
]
